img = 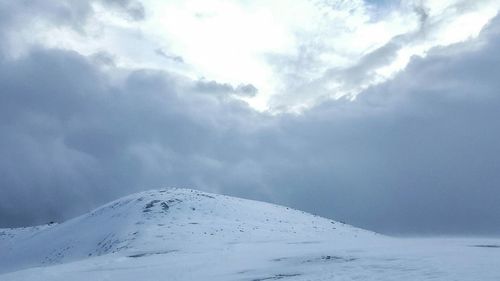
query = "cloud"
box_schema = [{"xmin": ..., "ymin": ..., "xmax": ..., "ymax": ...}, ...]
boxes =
[
  {"xmin": 3, "ymin": 0, "xmax": 497, "ymax": 112},
  {"xmin": 269, "ymin": 15, "xmax": 500, "ymax": 234},
  {"xmin": 267, "ymin": 0, "xmax": 500, "ymax": 110},
  {"xmin": 0, "ymin": 3, "xmax": 499, "ymax": 235},
  {"xmin": 0, "ymin": 1, "xmax": 93, "ymax": 30},
  {"xmin": 0, "ymin": 0, "xmax": 148, "ymax": 60},
  {"xmin": 101, "ymin": 0, "xmax": 146, "ymax": 21},
  {"xmin": 155, "ymin": 48, "xmax": 184, "ymax": 63},
  {"xmin": 0, "ymin": 0, "xmax": 92, "ymax": 54},
  {"xmin": 235, "ymin": 84, "xmax": 258, "ymax": 97},
  {"xmin": 194, "ymin": 80, "xmax": 259, "ymax": 98},
  {"xmin": 0, "ymin": 45, "xmax": 261, "ymax": 227}
]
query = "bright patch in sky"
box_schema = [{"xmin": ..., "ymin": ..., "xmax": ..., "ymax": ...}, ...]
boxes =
[{"xmin": 11, "ymin": 0, "xmax": 500, "ymax": 112}]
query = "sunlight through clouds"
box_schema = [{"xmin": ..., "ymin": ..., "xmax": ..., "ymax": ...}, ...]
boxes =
[{"xmin": 5, "ymin": 0, "xmax": 498, "ymax": 112}]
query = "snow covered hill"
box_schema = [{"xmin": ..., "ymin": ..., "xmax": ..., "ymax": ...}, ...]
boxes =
[{"xmin": 1, "ymin": 188, "xmax": 499, "ymax": 281}]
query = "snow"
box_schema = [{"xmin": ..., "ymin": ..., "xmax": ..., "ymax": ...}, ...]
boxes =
[{"xmin": 1, "ymin": 188, "xmax": 499, "ymax": 280}]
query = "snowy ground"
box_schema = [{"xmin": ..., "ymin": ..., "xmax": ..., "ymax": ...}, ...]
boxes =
[{"xmin": 1, "ymin": 188, "xmax": 499, "ymax": 280}]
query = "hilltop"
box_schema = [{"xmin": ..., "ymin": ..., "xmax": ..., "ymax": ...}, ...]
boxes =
[{"xmin": 1, "ymin": 188, "xmax": 499, "ymax": 281}]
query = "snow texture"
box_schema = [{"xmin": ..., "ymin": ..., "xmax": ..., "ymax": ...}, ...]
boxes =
[{"xmin": 1, "ymin": 188, "xmax": 499, "ymax": 280}]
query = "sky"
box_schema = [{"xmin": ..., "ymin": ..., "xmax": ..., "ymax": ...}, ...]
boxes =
[{"xmin": 0, "ymin": 0, "xmax": 500, "ymax": 235}]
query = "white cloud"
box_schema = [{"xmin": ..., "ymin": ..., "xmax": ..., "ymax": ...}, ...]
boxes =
[{"xmin": 4, "ymin": 0, "xmax": 499, "ymax": 112}]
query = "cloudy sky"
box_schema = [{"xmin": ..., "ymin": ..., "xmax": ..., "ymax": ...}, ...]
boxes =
[{"xmin": 1, "ymin": 0, "xmax": 500, "ymax": 235}]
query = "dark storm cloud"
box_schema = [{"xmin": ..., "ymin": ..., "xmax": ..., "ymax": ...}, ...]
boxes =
[
  {"xmin": 1, "ymin": 4, "xmax": 500, "ymax": 235},
  {"xmin": 0, "ymin": 46, "xmax": 262, "ymax": 227}
]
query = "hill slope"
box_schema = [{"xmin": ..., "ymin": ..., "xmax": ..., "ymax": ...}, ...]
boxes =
[
  {"xmin": 0, "ymin": 188, "xmax": 370, "ymax": 273},
  {"xmin": 1, "ymin": 188, "xmax": 499, "ymax": 281}
]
